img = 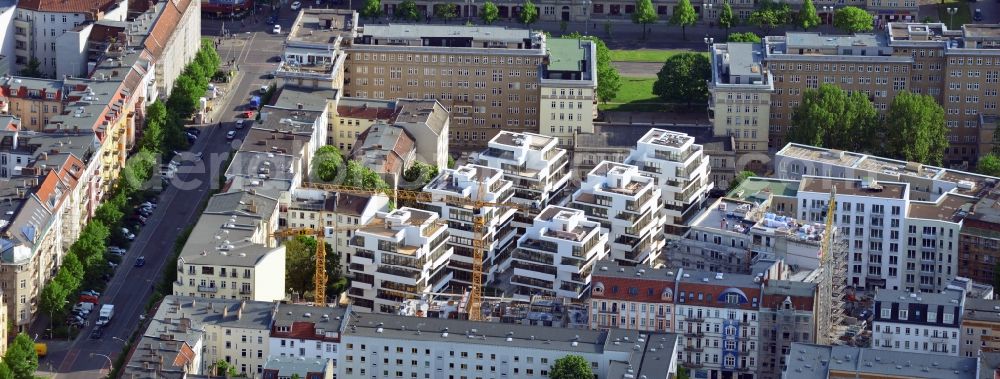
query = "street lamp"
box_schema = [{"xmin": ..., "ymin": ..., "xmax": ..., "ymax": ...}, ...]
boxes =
[
  {"xmin": 583, "ymin": 0, "xmax": 592, "ymax": 35},
  {"xmin": 946, "ymin": 7, "xmax": 957, "ymax": 28},
  {"xmin": 704, "ymin": 36, "xmax": 714, "ymax": 52},
  {"xmin": 703, "ymin": 3, "xmax": 713, "ymax": 22},
  {"xmin": 91, "ymin": 353, "xmax": 113, "ymax": 374}
]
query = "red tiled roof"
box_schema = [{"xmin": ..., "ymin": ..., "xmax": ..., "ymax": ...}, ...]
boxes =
[
  {"xmin": 337, "ymin": 105, "xmax": 397, "ymax": 121},
  {"xmin": 34, "ymin": 171, "xmax": 60, "ymax": 209},
  {"xmin": 590, "ymin": 275, "xmax": 674, "ymax": 303},
  {"xmin": 88, "ymin": 24, "xmax": 125, "ymax": 46},
  {"xmin": 271, "ymin": 321, "xmax": 339, "ymax": 342},
  {"xmin": 676, "ymin": 282, "xmax": 762, "ymax": 310},
  {"xmin": 16, "ymin": 0, "xmax": 119, "ymax": 15},
  {"xmin": 144, "ymin": 0, "xmax": 193, "ymax": 58},
  {"xmin": 761, "ymin": 293, "xmax": 814, "ymax": 311}
]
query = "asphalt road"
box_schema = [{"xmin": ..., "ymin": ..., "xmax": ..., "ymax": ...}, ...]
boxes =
[{"xmin": 37, "ymin": 22, "xmax": 287, "ymax": 379}]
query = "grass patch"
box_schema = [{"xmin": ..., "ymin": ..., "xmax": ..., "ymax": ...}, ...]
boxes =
[
  {"xmin": 610, "ymin": 49, "xmax": 707, "ymax": 62},
  {"xmin": 937, "ymin": 0, "xmax": 971, "ymax": 29},
  {"xmin": 599, "ymin": 77, "xmax": 662, "ymax": 111}
]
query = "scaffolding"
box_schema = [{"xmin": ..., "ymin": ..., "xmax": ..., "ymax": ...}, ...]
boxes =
[{"xmin": 816, "ymin": 186, "xmax": 850, "ymax": 345}]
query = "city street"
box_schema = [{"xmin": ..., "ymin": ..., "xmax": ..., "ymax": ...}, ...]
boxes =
[{"xmin": 34, "ymin": 23, "xmax": 287, "ymax": 379}]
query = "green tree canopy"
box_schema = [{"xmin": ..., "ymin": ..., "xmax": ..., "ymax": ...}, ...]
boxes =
[
  {"xmin": 549, "ymin": 355, "xmax": 593, "ymax": 379},
  {"xmin": 60, "ymin": 253, "xmax": 85, "ymax": 289},
  {"xmin": 797, "ymin": 0, "xmax": 821, "ymax": 30},
  {"xmin": 519, "ymin": 0, "xmax": 539, "ymax": 27},
  {"xmin": 653, "ymin": 52, "xmax": 711, "ymax": 107},
  {"xmin": 285, "ymin": 235, "xmax": 318, "ymax": 298},
  {"xmin": 729, "ymin": 170, "xmax": 756, "ymax": 191},
  {"xmin": 833, "ymin": 6, "xmax": 873, "ymax": 33},
  {"xmin": 788, "ymin": 84, "xmax": 878, "ymax": 152},
  {"xmin": 669, "ymin": 0, "xmax": 698, "ymax": 39},
  {"xmin": 480, "ymin": 1, "xmax": 499, "ymax": 24},
  {"xmin": 632, "ymin": 0, "xmax": 658, "ymax": 39},
  {"xmin": 978, "ymin": 154, "xmax": 1000, "ymax": 177},
  {"xmin": 748, "ymin": 1, "xmax": 791, "ymax": 34},
  {"xmin": 18, "ymin": 57, "xmax": 43, "ymax": 78},
  {"xmin": 312, "ymin": 146, "xmax": 344, "ymax": 182},
  {"xmin": 40, "ymin": 280, "xmax": 69, "ymax": 321},
  {"xmin": 4, "ymin": 333, "xmax": 38, "ymax": 379},
  {"xmin": 166, "ymin": 75, "xmax": 200, "ymax": 118},
  {"xmin": 883, "ymin": 90, "xmax": 948, "ymax": 165},
  {"xmin": 395, "ymin": 0, "xmax": 421, "ymax": 21},
  {"xmin": 213, "ymin": 360, "xmax": 238, "ymax": 377},
  {"xmin": 403, "ymin": 161, "xmax": 440, "ymax": 184},
  {"xmin": 562, "ymin": 35, "xmax": 621, "ymax": 104},
  {"xmin": 139, "ymin": 101, "xmax": 167, "ymax": 153},
  {"xmin": 727, "ymin": 32, "xmax": 761, "ymax": 42},
  {"xmin": 361, "ymin": 0, "xmax": 382, "ymax": 19},
  {"xmin": 434, "ymin": 3, "xmax": 458, "ymax": 21},
  {"xmin": 718, "ymin": 2, "xmax": 735, "ymax": 33},
  {"xmin": 0, "ymin": 362, "xmax": 13, "ymax": 379}
]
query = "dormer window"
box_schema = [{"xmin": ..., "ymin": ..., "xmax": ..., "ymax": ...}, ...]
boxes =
[{"xmin": 592, "ymin": 282, "xmax": 604, "ymax": 295}]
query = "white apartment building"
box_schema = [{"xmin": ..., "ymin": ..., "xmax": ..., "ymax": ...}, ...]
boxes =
[
  {"xmin": 571, "ymin": 161, "xmax": 665, "ymax": 265},
  {"xmin": 421, "ymin": 164, "xmax": 517, "ymax": 289},
  {"xmin": 173, "ymin": 191, "xmax": 286, "ymax": 302},
  {"xmin": 872, "ymin": 288, "xmax": 964, "ymax": 356},
  {"xmin": 13, "ymin": 0, "xmax": 128, "ymax": 77},
  {"xmin": 589, "ymin": 260, "xmax": 676, "ymax": 333},
  {"xmin": 776, "ymin": 143, "xmax": 988, "ymax": 292},
  {"xmin": 708, "ymin": 42, "xmax": 774, "ymax": 182},
  {"xmin": 539, "ymin": 38, "xmax": 598, "ymax": 148},
  {"xmin": 347, "ymin": 207, "xmax": 452, "ymax": 314},
  {"xmin": 625, "ymin": 128, "xmax": 713, "ymax": 236},
  {"xmin": 336, "ymin": 310, "xmax": 680, "ymax": 379},
  {"xmin": 475, "ymin": 131, "xmax": 572, "ymax": 229},
  {"xmin": 510, "ymin": 205, "xmax": 607, "ymax": 299},
  {"xmin": 269, "ymin": 303, "xmax": 347, "ymax": 361},
  {"xmin": 277, "ymin": 9, "xmax": 355, "ymax": 89}
]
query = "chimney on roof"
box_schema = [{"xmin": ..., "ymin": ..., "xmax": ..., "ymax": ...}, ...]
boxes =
[
  {"xmin": 238, "ymin": 300, "xmax": 245, "ymax": 320},
  {"xmin": 223, "ymin": 305, "xmax": 229, "ymax": 318},
  {"xmin": 297, "ymin": 103, "xmax": 303, "ymax": 110}
]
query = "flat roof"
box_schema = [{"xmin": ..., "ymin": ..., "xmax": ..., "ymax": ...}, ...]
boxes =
[
  {"xmin": 785, "ymin": 343, "xmax": 978, "ymax": 379},
  {"xmin": 963, "ymin": 298, "xmax": 1000, "ymax": 323},
  {"xmin": 289, "ymin": 9, "xmax": 357, "ymax": 45},
  {"xmin": 273, "ymin": 86, "xmax": 336, "ymax": 111},
  {"xmin": 728, "ymin": 177, "xmax": 800, "ymax": 201},
  {"xmin": 963, "ymin": 24, "xmax": 1000, "ymax": 39},
  {"xmin": 691, "ymin": 197, "xmax": 758, "ymax": 234},
  {"xmin": 908, "ymin": 193, "xmax": 974, "ymax": 223},
  {"xmin": 545, "ymin": 38, "xmax": 585, "ymax": 72},
  {"xmin": 799, "ymin": 176, "xmax": 907, "ymax": 200},
  {"xmin": 360, "ymin": 24, "xmax": 534, "ymax": 43},
  {"xmin": 638, "ymin": 128, "xmax": 695, "ymax": 149},
  {"xmin": 726, "ymin": 43, "xmax": 763, "ymax": 77},
  {"xmin": 490, "ymin": 131, "xmax": 556, "ymax": 151},
  {"xmin": 875, "ymin": 288, "xmax": 964, "ymax": 308},
  {"xmin": 785, "ymin": 32, "xmax": 885, "ymax": 50}
]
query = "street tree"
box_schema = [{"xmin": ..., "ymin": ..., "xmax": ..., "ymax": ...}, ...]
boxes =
[
  {"xmin": 481, "ymin": 1, "xmax": 499, "ymax": 23},
  {"xmin": 727, "ymin": 32, "xmax": 761, "ymax": 42},
  {"xmin": 632, "ymin": 0, "xmax": 658, "ymax": 39},
  {"xmin": 833, "ymin": 6, "xmax": 873, "ymax": 33},
  {"xmin": 60, "ymin": 253, "xmax": 85, "ymax": 288},
  {"xmin": 718, "ymin": 2, "xmax": 735, "ymax": 34},
  {"xmin": 435, "ymin": 3, "xmax": 458, "ymax": 21},
  {"xmin": 139, "ymin": 101, "xmax": 167, "ymax": 153},
  {"xmin": 788, "ymin": 84, "xmax": 878, "ymax": 152},
  {"xmin": 0, "ymin": 362, "xmax": 12, "ymax": 379},
  {"xmin": 40, "ymin": 280, "xmax": 69, "ymax": 320},
  {"xmin": 883, "ymin": 90, "xmax": 948, "ymax": 165},
  {"xmin": 167, "ymin": 75, "xmax": 200, "ymax": 119},
  {"xmin": 285, "ymin": 235, "xmax": 318, "ymax": 299},
  {"xmin": 361, "ymin": 0, "xmax": 382, "ymax": 19},
  {"xmin": 749, "ymin": 1, "xmax": 791, "ymax": 34},
  {"xmin": 312, "ymin": 146, "xmax": 343, "ymax": 182},
  {"xmin": 395, "ymin": 0, "xmax": 421, "ymax": 21},
  {"xmin": 798, "ymin": 0, "xmax": 821, "ymax": 30},
  {"xmin": 653, "ymin": 52, "xmax": 711, "ymax": 107},
  {"xmin": 729, "ymin": 170, "xmax": 756, "ymax": 191},
  {"xmin": 4, "ymin": 333, "xmax": 37, "ymax": 379},
  {"xmin": 18, "ymin": 57, "xmax": 43, "ymax": 78},
  {"xmin": 549, "ymin": 355, "xmax": 593, "ymax": 379},
  {"xmin": 978, "ymin": 154, "xmax": 1000, "ymax": 177},
  {"xmin": 94, "ymin": 202, "xmax": 124, "ymax": 227},
  {"xmin": 519, "ymin": 0, "xmax": 539, "ymax": 28},
  {"xmin": 669, "ymin": 0, "xmax": 698, "ymax": 40}
]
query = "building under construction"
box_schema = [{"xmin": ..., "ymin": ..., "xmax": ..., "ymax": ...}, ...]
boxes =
[{"xmin": 397, "ymin": 293, "xmax": 590, "ymax": 329}]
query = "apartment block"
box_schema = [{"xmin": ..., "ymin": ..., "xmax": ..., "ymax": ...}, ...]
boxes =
[
  {"xmin": 475, "ymin": 131, "xmax": 572, "ymax": 228},
  {"xmin": 422, "ymin": 164, "xmax": 516, "ymax": 292},
  {"xmin": 784, "ymin": 343, "xmax": 979, "ymax": 379},
  {"xmin": 269, "ymin": 303, "xmax": 347, "ymax": 360},
  {"xmin": 122, "ymin": 296, "xmax": 274, "ymax": 377},
  {"xmin": 13, "ymin": 0, "xmax": 128, "ymax": 77},
  {"xmin": 739, "ymin": 24, "xmax": 1000, "ymax": 166},
  {"xmin": 958, "ymin": 186, "xmax": 1000, "ymax": 286},
  {"xmin": 347, "ymin": 207, "xmax": 452, "ymax": 314},
  {"xmin": 757, "ymin": 280, "xmax": 822, "ymax": 379},
  {"xmin": 262, "ymin": 356, "xmax": 334, "ymax": 379},
  {"xmin": 351, "ymin": 98, "xmax": 450, "ymax": 176},
  {"xmin": 173, "ymin": 191, "xmax": 286, "ymax": 302},
  {"xmin": 0, "ymin": 76, "xmax": 63, "ymax": 130},
  {"xmin": 336, "ymin": 309, "xmax": 680, "ymax": 379},
  {"xmin": 141, "ymin": 0, "xmax": 202, "ymax": 97},
  {"xmin": 708, "ymin": 42, "xmax": 774, "ymax": 175},
  {"xmin": 589, "ymin": 261, "xmax": 676, "ymax": 332},
  {"xmin": 277, "ymin": 9, "xmax": 356, "ymax": 90},
  {"xmin": 625, "ymin": 128, "xmax": 713, "ymax": 236},
  {"xmin": 509, "ymin": 205, "xmax": 607, "ymax": 299},
  {"xmin": 571, "ymin": 161, "xmax": 665, "ymax": 265},
  {"xmin": 331, "ymin": 98, "xmax": 396, "ymax": 153},
  {"xmin": 344, "ymin": 25, "xmax": 545, "ymax": 149},
  {"xmin": 539, "ymin": 38, "xmax": 597, "ymax": 148},
  {"xmin": 872, "ymin": 288, "xmax": 964, "ymax": 356},
  {"xmin": 959, "ymin": 298, "xmax": 1000, "ymax": 357}
]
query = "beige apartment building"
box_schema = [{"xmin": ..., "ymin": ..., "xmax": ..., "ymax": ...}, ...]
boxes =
[
  {"xmin": 539, "ymin": 38, "xmax": 598, "ymax": 148},
  {"xmin": 343, "ymin": 24, "xmax": 545, "ymax": 150},
  {"xmin": 331, "ymin": 98, "xmax": 396, "ymax": 154},
  {"xmin": 708, "ymin": 42, "xmax": 774, "ymax": 176},
  {"xmin": 756, "ymin": 23, "xmax": 1000, "ymax": 168}
]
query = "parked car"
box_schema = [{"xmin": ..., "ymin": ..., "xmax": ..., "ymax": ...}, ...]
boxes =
[
  {"xmin": 79, "ymin": 294, "xmax": 99, "ymax": 304},
  {"xmin": 89, "ymin": 327, "xmax": 103, "ymax": 339},
  {"xmin": 291, "ymin": 1, "xmax": 301, "ymax": 10},
  {"xmin": 135, "ymin": 256, "xmax": 146, "ymax": 268},
  {"xmin": 79, "ymin": 289, "xmax": 101, "ymax": 297},
  {"xmin": 107, "ymin": 246, "xmax": 126, "ymax": 255},
  {"xmin": 185, "ymin": 127, "xmax": 201, "ymax": 136},
  {"xmin": 273, "ymin": 24, "xmax": 282, "ymax": 34},
  {"xmin": 129, "ymin": 215, "xmax": 148, "ymax": 226},
  {"xmin": 260, "ymin": 84, "xmax": 270, "ymax": 93},
  {"xmin": 121, "ymin": 228, "xmax": 135, "ymax": 241},
  {"xmin": 235, "ymin": 119, "xmax": 245, "ymax": 129},
  {"xmin": 227, "ymin": 131, "xmax": 237, "ymax": 140},
  {"xmin": 974, "ymin": 8, "xmax": 983, "ymax": 21},
  {"xmin": 140, "ymin": 202, "xmax": 156, "ymax": 209},
  {"xmin": 241, "ymin": 110, "xmax": 256, "ymax": 119}
]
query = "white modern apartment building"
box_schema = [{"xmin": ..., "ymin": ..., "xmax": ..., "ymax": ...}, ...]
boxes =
[
  {"xmin": 421, "ymin": 164, "xmax": 517, "ymax": 289},
  {"xmin": 510, "ymin": 205, "xmax": 607, "ymax": 299},
  {"xmin": 13, "ymin": 0, "xmax": 128, "ymax": 77},
  {"xmin": 571, "ymin": 161, "xmax": 665, "ymax": 265},
  {"xmin": 336, "ymin": 309, "xmax": 680, "ymax": 379},
  {"xmin": 625, "ymin": 128, "xmax": 713, "ymax": 236},
  {"xmin": 347, "ymin": 207, "xmax": 452, "ymax": 314},
  {"xmin": 475, "ymin": 131, "xmax": 572, "ymax": 230},
  {"xmin": 539, "ymin": 38, "xmax": 598, "ymax": 148},
  {"xmin": 173, "ymin": 191, "xmax": 286, "ymax": 302},
  {"xmin": 269, "ymin": 303, "xmax": 347, "ymax": 361},
  {"xmin": 776, "ymin": 143, "xmax": 989, "ymax": 292},
  {"xmin": 872, "ymin": 288, "xmax": 964, "ymax": 356}
]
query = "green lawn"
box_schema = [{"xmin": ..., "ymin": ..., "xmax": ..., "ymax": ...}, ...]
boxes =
[
  {"xmin": 599, "ymin": 77, "xmax": 663, "ymax": 111},
  {"xmin": 936, "ymin": 0, "xmax": 971, "ymax": 30},
  {"xmin": 609, "ymin": 49, "xmax": 708, "ymax": 63}
]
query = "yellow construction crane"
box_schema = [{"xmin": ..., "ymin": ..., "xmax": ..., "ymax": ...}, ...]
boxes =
[
  {"xmin": 273, "ymin": 226, "xmax": 330, "ymax": 304},
  {"xmin": 820, "ymin": 185, "xmax": 837, "ymax": 263},
  {"xmin": 300, "ymin": 181, "xmax": 528, "ymax": 321}
]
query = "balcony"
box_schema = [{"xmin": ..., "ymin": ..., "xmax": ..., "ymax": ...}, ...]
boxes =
[
  {"xmin": 685, "ymin": 316, "xmax": 704, "ymax": 322},
  {"xmin": 681, "ymin": 362, "xmax": 703, "ymax": 369},
  {"xmin": 239, "ymin": 288, "xmax": 252, "ymax": 294},
  {"xmin": 197, "ymin": 285, "xmax": 218, "ymax": 293},
  {"xmin": 376, "ymin": 266, "xmax": 420, "ymax": 281},
  {"xmin": 684, "ymin": 331, "xmax": 705, "ymax": 338},
  {"xmin": 685, "ymin": 345, "xmax": 704, "ymax": 352}
]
